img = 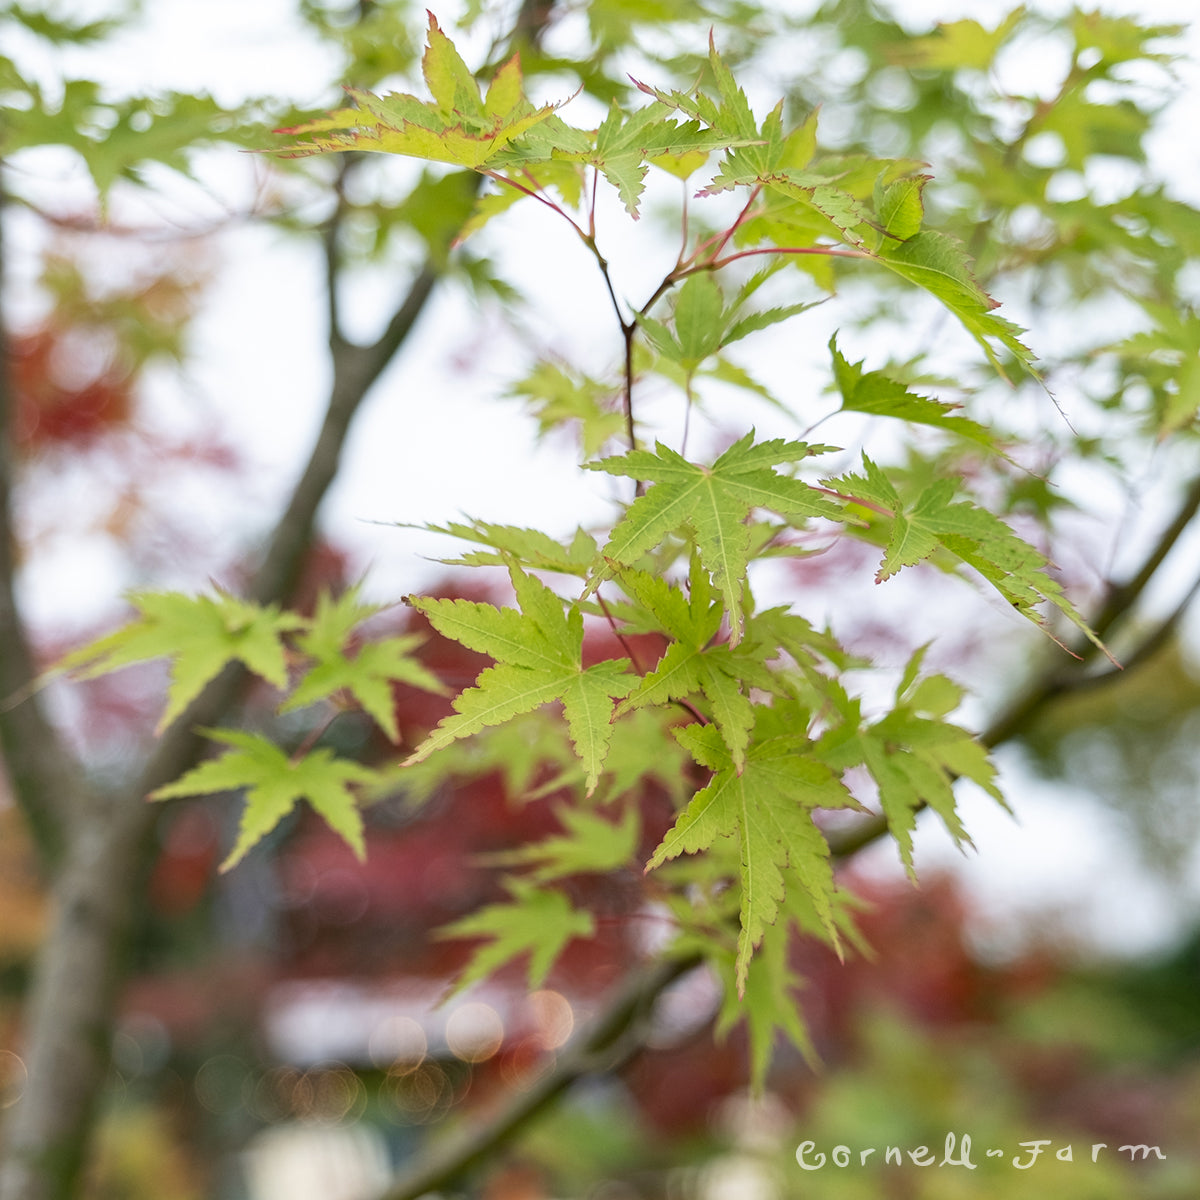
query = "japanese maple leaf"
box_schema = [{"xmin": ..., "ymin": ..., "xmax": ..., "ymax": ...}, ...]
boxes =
[
  {"xmin": 587, "ymin": 432, "xmax": 841, "ymax": 645},
  {"xmin": 61, "ymin": 590, "xmax": 303, "ymax": 733},
  {"xmin": 275, "ymin": 14, "xmax": 564, "ymax": 170},
  {"xmin": 647, "ymin": 707, "xmax": 863, "ymax": 993},
  {"xmin": 437, "ymin": 877, "xmax": 595, "ymax": 995},
  {"xmin": 483, "ymin": 806, "xmax": 640, "ymax": 884},
  {"xmin": 403, "ymin": 565, "xmax": 634, "ymax": 793},
  {"xmin": 816, "ymin": 648, "xmax": 1004, "ymax": 877},
  {"xmin": 280, "ymin": 587, "xmax": 445, "ymax": 742},
  {"xmin": 151, "ymin": 729, "xmax": 376, "ymax": 870},
  {"xmin": 613, "ymin": 563, "xmax": 774, "ymax": 770},
  {"xmin": 829, "ymin": 455, "xmax": 1107, "ymax": 657}
]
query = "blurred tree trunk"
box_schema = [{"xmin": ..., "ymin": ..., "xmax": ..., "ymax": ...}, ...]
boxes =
[{"xmin": 0, "ymin": 207, "xmax": 441, "ymax": 1200}]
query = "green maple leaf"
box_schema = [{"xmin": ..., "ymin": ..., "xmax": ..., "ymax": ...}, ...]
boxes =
[
  {"xmin": 715, "ymin": 915, "xmax": 816, "ymax": 1089},
  {"xmin": 614, "ymin": 563, "xmax": 774, "ymax": 770},
  {"xmin": 889, "ymin": 8, "xmax": 1027, "ymax": 71},
  {"xmin": 829, "ymin": 334, "xmax": 997, "ymax": 449},
  {"xmin": 505, "ymin": 361, "xmax": 626, "ymax": 458},
  {"xmin": 638, "ymin": 49, "xmax": 876, "ymax": 249},
  {"xmin": 483, "ymin": 806, "xmax": 639, "ymax": 883},
  {"xmin": 585, "ymin": 104, "xmax": 730, "ymax": 216},
  {"xmin": 422, "ymin": 518, "xmax": 599, "ymax": 575},
  {"xmin": 274, "ymin": 14, "xmax": 563, "ymax": 170},
  {"xmin": 647, "ymin": 707, "xmax": 863, "ymax": 993},
  {"xmin": 877, "ymin": 230, "xmax": 1036, "ymax": 378},
  {"xmin": 597, "ymin": 707, "xmax": 692, "ymax": 804},
  {"xmin": 640, "ymin": 274, "xmax": 820, "ymax": 377},
  {"xmin": 438, "ymin": 877, "xmax": 595, "ymax": 995},
  {"xmin": 487, "ymin": 100, "xmax": 733, "ymax": 218},
  {"xmin": 817, "ymin": 649, "xmax": 1004, "ymax": 877},
  {"xmin": 151, "ymin": 729, "xmax": 376, "ymax": 871},
  {"xmin": 1105, "ymin": 302, "xmax": 1200, "ymax": 437},
  {"xmin": 874, "ymin": 174, "xmax": 927, "ymax": 241},
  {"xmin": 403, "ymin": 565, "xmax": 634, "ymax": 793},
  {"xmin": 633, "ymin": 33, "xmax": 757, "ymax": 143},
  {"xmin": 61, "ymin": 590, "xmax": 304, "ymax": 733},
  {"xmin": 587, "ymin": 433, "xmax": 842, "ymax": 645},
  {"xmin": 281, "ymin": 588, "xmax": 446, "ymax": 743},
  {"xmin": 830, "ymin": 455, "xmax": 1106, "ymax": 657}
]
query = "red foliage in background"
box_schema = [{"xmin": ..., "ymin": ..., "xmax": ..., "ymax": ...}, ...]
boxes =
[{"xmin": 9, "ymin": 324, "xmax": 134, "ymax": 452}]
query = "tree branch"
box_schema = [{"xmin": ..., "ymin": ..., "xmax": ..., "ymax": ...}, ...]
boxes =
[
  {"xmin": 1086, "ymin": 472, "xmax": 1200, "ymax": 649},
  {"xmin": 0, "ymin": 176, "xmax": 88, "ymax": 871},
  {"xmin": 982, "ymin": 474, "xmax": 1200, "ymax": 748},
  {"xmin": 0, "ymin": 208, "xmax": 444, "ymax": 1200},
  {"xmin": 323, "ymin": 157, "xmax": 354, "ymax": 351},
  {"xmin": 246, "ymin": 260, "xmax": 439, "ymax": 611},
  {"xmin": 1070, "ymin": 569, "xmax": 1200, "ymax": 689},
  {"xmin": 379, "ymin": 954, "xmax": 699, "ymax": 1200}
]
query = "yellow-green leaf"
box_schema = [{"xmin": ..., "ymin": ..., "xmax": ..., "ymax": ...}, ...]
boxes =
[
  {"xmin": 60, "ymin": 590, "xmax": 304, "ymax": 733},
  {"xmin": 151, "ymin": 730, "xmax": 376, "ymax": 870}
]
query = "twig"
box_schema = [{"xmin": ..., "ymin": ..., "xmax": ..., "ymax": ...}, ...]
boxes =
[
  {"xmin": 322, "ymin": 157, "xmax": 355, "ymax": 349},
  {"xmin": 1084, "ymin": 473, "xmax": 1200, "ymax": 650}
]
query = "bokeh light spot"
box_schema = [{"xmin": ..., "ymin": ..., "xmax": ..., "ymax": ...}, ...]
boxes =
[
  {"xmin": 368, "ymin": 1014, "xmax": 427, "ymax": 1073},
  {"xmin": 305, "ymin": 1062, "xmax": 366, "ymax": 1123},
  {"xmin": 528, "ymin": 989, "xmax": 574, "ymax": 1050},
  {"xmin": 194, "ymin": 1053, "xmax": 247, "ymax": 1116},
  {"xmin": 383, "ymin": 1062, "xmax": 452, "ymax": 1124},
  {"xmin": 0, "ymin": 1051, "xmax": 27, "ymax": 1110},
  {"xmin": 445, "ymin": 1003, "xmax": 504, "ymax": 1063}
]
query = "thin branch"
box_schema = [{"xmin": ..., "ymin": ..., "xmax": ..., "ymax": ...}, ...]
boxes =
[
  {"xmin": 322, "ymin": 157, "xmax": 355, "ymax": 349},
  {"xmin": 706, "ymin": 244, "xmax": 872, "ymax": 271},
  {"xmin": 622, "ymin": 321, "xmax": 638, "ymax": 456},
  {"xmin": 680, "ymin": 376, "xmax": 695, "ymax": 458},
  {"xmin": 579, "ymin": 242, "xmax": 640, "ymax": 456},
  {"xmin": 596, "ymin": 594, "xmax": 650, "ymax": 675},
  {"xmin": 637, "ymin": 271, "xmax": 679, "ymax": 321},
  {"xmin": 1084, "ymin": 472, "xmax": 1200, "ymax": 650},
  {"xmin": 484, "ymin": 170, "xmax": 589, "ymax": 240},
  {"xmin": 686, "ymin": 183, "xmax": 761, "ymax": 268},
  {"xmin": 595, "ymin": 593, "xmax": 709, "ymax": 726}
]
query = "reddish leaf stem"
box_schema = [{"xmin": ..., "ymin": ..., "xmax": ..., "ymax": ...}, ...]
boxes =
[
  {"xmin": 596, "ymin": 594, "xmax": 649, "ymax": 675},
  {"xmin": 484, "ymin": 170, "xmax": 588, "ymax": 240},
  {"xmin": 686, "ymin": 183, "xmax": 762, "ymax": 268}
]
